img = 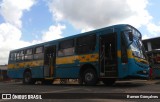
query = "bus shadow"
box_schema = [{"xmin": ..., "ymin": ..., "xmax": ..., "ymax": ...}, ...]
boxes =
[
  {"xmin": 13, "ymin": 81, "xmax": 147, "ymax": 88},
  {"xmin": 39, "ymin": 82, "xmax": 146, "ymax": 88},
  {"xmin": 113, "ymin": 82, "xmax": 146, "ymax": 88}
]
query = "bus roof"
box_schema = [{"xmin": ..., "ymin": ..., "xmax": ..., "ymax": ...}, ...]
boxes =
[{"xmin": 10, "ymin": 24, "xmax": 137, "ymax": 52}]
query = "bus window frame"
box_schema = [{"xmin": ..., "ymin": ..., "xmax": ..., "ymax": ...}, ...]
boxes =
[
  {"xmin": 9, "ymin": 52, "xmax": 16, "ymax": 63},
  {"xmin": 24, "ymin": 48, "xmax": 33, "ymax": 61},
  {"xmin": 58, "ymin": 39, "xmax": 75, "ymax": 57},
  {"xmin": 34, "ymin": 46, "xmax": 44, "ymax": 60},
  {"xmin": 16, "ymin": 50, "xmax": 24, "ymax": 62},
  {"xmin": 75, "ymin": 34, "xmax": 96, "ymax": 55}
]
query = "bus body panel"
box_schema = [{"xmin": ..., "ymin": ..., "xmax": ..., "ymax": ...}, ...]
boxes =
[
  {"xmin": 8, "ymin": 67, "xmax": 44, "ymax": 79},
  {"xmin": 127, "ymin": 58, "xmax": 149, "ymax": 78},
  {"xmin": 55, "ymin": 67, "xmax": 79, "ymax": 78},
  {"xmin": 55, "ymin": 53, "xmax": 99, "ymax": 78},
  {"xmin": 31, "ymin": 66, "xmax": 44, "ymax": 78}
]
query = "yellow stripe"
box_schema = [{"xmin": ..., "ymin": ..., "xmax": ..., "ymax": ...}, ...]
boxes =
[
  {"xmin": 134, "ymin": 57, "xmax": 149, "ymax": 64},
  {"xmin": 76, "ymin": 54, "xmax": 99, "ymax": 63},
  {"xmin": 56, "ymin": 53, "xmax": 99, "ymax": 64},
  {"xmin": 8, "ymin": 54, "xmax": 99, "ymax": 69},
  {"xmin": 127, "ymin": 49, "xmax": 149, "ymax": 64},
  {"xmin": 127, "ymin": 49, "xmax": 133, "ymax": 58},
  {"xmin": 56, "ymin": 56, "xmax": 75, "ymax": 64},
  {"xmin": 8, "ymin": 60, "xmax": 44, "ymax": 69},
  {"xmin": 117, "ymin": 50, "xmax": 121, "ymax": 58},
  {"xmin": 117, "ymin": 50, "xmax": 133, "ymax": 58}
]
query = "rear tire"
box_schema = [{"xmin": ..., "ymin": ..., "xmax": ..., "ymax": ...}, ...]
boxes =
[
  {"xmin": 23, "ymin": 71, "xmax": 35, "ymax": 85},
  {"xmin": 83, "ymin": 68, "xmax": 98, "ymax": 86}
]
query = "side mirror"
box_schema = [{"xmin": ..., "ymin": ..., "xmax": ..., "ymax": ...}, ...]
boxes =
[{"xmin": 129, "ymin": 32, "xmax": 133, "ymax": 41}]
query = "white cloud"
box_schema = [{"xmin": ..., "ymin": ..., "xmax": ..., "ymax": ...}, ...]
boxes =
[
  {"xmin": 145, "ymin": 23, "xmax": 160, "ymax": 38},
  {"xmin": 0, "ymin": 23, "xmax": 31, "ymax": 64},
  {"xmin": 48, "ymin": 0, "xmax": 152, "ymax": 31},
  {"xmin": 0, "ymin": 0, "xmax": 67, "ymax": 64},
  {"xmin": 0, "ymin": 0, "xmax": 36, "ymax": 28},
  {"xmin": 0, "ymin": 0, "xmax": 36, "ymax": 64},
  {"xmin": 49, "ymin": 0, "xmax": 160, "ymax": 39},
  {"xmin": 42, "ymin": 24, "xmax": 66, "ymax": 42}
]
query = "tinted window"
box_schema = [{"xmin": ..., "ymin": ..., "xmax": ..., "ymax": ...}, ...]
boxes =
[
  {"xmin": 16, "ymin": 51, "xmax": 24, "ymax": 61},
  {"xmin": 35, "ymin": 46, "xmax": 43, "ymax": 54},
  {"xmin": 25, "ymin": 49, "xmax": 33, "ymax": 60},
  {"xmin": 9, "ymin": 52, "xmax": 16, "ymax": 62},
  {"xmin": 76, "ymin": 34, "xmax": 96, "ymax": 54},
  {"xmin": 26, "ymin": 49, "xmax": 32, "ymax": 55},
  {"xmin": 58, "ymin": 39, "xmax": 74, "ymax": 56},
  {"xmin": 59, "ymin": 39, "xmax": 74, "ymax": 49},
  {"xmin": 58, "ymin": 48, "xmax": 74, "ymax": 57},
  {"xmin": 34, "ymin": 46, "xmax": 44, "ymax": 60}
]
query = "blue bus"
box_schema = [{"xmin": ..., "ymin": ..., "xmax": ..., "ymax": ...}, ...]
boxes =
[{"xmin": 7, "ymin": 24, "xmax": 149, "ymax": 85}]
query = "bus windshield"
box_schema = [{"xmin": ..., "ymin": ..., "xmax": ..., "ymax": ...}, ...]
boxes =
[{"xmin": 124, "ymin": 29, "xmax": 146, "ymax": 59}]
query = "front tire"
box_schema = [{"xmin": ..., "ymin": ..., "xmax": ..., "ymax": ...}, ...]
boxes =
[
  {"xmin": 83, "ymin": 68, "xmax": 98, "ymax": 86},
  {"xmin": 23, "ymin": 71, "xmax": 35, "ymax": 85}
]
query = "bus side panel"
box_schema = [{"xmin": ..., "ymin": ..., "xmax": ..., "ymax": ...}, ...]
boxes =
[
  {"xmin": 117, "ymin": 57, "xmax": 129, "ymax": 78},
  {"xmin": 7, "ymin": 68, "xmax": 25, "ymax": 78},
  {"xmin": 55, "ymin": 54, "xmax": 99, "ymax": 78},
  {"xmin": 56, "ymin": 66, "xmax": 79, "ymax": 78},
  {"xmin": 8, "ymin": 67, "xmax": 44, "ymax": 79},
  {"xmin": 117, "ymin": 31, "xmax": 129, "ymax": 79},
  {"xmin": 7, "ymin": 69, "xmax": 17, "ymax": 79},
  {"xmin": 55, "ymin": 62, "xmax": 98, "ymax": 78},
  {"xmin": 31, "ymin": 66, "xmax": 44, "ymax": 78},
  {"xmin": 124, "ymin": 58, "xmax": 149, "ymax": 78}
]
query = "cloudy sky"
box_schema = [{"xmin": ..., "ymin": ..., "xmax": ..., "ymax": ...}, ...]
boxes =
[{"xmin": 0, "ymin": 0, "xmax": 160, "ymax": 64}]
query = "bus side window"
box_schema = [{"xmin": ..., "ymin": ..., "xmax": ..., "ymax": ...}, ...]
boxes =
[
  {"xmin": 34, "ymin": 46, "xmax": 44, "ymax": 60},
  {"xmin": 76, "ymin": 34, "xmax": 96, "ymax": 54},
  {"xmin": 9, "ymin": 52, "xmax": 16, "ymax": 62},
  {"xmin": 16, "ymin": 51, "xmax": 24, "ymax": 61},
  {"xmin": 58, "ymin": 39, "xmax": 74, "ymax": 57},
  {"xmin": 25, "ymin": 49, "xmax": 33, "ymax": 60},
  {"xmin": 16, "ymin": 52, "xmax": 20, "ymax": 61},
  {"xmin": 121, "ymin": 35, "xmax": 128, "ymax": 63}
]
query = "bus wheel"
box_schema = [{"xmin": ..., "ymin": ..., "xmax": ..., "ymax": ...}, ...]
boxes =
[
  {"xmin": 102, "ymin": 79, "xmax": 115, "ymax": 86},
  {"xmin": 83, "ymin": 68, "xmax": 98, "ymax": 86},
  {"xmin": 23, "ymin": 71, "xmax": 35, "ymax": 85}
]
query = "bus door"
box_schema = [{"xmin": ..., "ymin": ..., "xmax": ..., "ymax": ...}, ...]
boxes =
[
  {"xmin": 100, "ymin": 33, "xmax": 118, "ymax": 78},
  {"xmin": 44, "ymin": 45, "xmax": 56, "ymax": 78}
]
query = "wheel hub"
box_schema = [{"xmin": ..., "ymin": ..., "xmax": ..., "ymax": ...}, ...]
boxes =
[{"xmin": 85, "ymin": 73, "xmax": 93, "ymax": 81}]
